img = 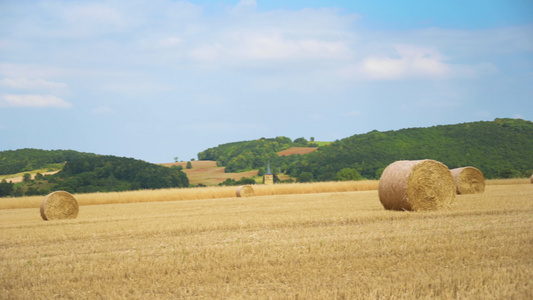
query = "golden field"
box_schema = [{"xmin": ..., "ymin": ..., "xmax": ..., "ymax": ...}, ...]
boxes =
[{"xmin": 1, "ymin": 180, "xmax": 532, "ymax": 299}]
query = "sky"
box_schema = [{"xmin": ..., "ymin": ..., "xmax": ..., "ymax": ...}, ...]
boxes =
[{"xmin": 1, "ymin": 0, "xmax": 532, "ymax": 163}]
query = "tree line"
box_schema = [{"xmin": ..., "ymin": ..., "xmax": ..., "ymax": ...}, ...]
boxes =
[
  {"xmin": 0, "ymin": 155, "xmax": 189, "ymax": 197},
  {"xmin": 197, "ymin": 136, "xmax": 317, "ymax": 173},
  {"xmin": 200, "ymin": 118, "xmax": 533, "ymax": 182},
  {"xmin": 0, "ymin": 149, "xmax": 96, "ymax": 175}
]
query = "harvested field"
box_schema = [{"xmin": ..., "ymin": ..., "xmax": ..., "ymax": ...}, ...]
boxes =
[
  {"xmin": 161, "ymin": 161, "xmax": 258, "ymax": 185},
  {"xmin": 0, "ymin": 170, "xmax": 60, "ymax": 183},
  {"xmin": 277, "ymin": 147, "xmax": 318, "ymax": 156},
  {"xmin": 0, "ymin": 183, "xmax": 531, "ymax": 299}
]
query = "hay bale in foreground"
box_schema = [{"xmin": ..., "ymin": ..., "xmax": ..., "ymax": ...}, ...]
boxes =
[
  {"xmin": 236, "ymin": 185, "xmax": 255, "ymax": 197},
  {"xmin": 450, "ymin": 167, "xmax": 485, "ymax": 194},
  {"xmin": 378, "ymin": 159, "xmax": 455, "ymax": 211},
  {"xmin": 40, "ymin": 191, "xmax": 79, "ymax": 221}
]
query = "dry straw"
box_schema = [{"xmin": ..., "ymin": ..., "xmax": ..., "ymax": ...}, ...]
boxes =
[
  {"xmin": 236, "ymin": 185, "xmax": 255, "ymax": 197},
  {"xmin": 450, "ymin": 167, "xmax": 485, "ymax": 194},
  {"xmin": 378, "ymin": 159, "xmax": 456, "ymax": 211},
  {"xmin": 40, "ymin": 191, "xmax": 79, "ymax": 220}
]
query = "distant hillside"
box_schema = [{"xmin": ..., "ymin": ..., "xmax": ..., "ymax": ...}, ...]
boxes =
[
  {"xmin": 282, "ymin": 118, "xmax": 533, "ymax": 181},
  {"xmin": 0, "ymin": 153, "xmax": 189, "ymax": 197},
  {"xmin": 161, "ymin": 161, "xmax": 259, "ymax": 186},
  {"xmin": 197, "ymin": 136, "xmax": 318, "ymax": 173},
  {"xmin": 0, "ymin": 149, "xmax": 96, "ymax": 175}
]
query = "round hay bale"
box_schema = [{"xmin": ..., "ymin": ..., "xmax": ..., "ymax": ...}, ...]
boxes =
[
  {"xmin": 40, "ymin": 191, "xmax": 79, "ymax": 221},
  {"xmin": 378, "ymin": 159, "xmax": 455, "ymax": 211},
  {"xmin": 530, "ymin": 174, "xmax": 533, "ymax": 184},
  {"xmin": 450, "ymin": 167, "xmax": 485, "ymax": 194},
  {"xmin": 236, "ymin": 185, "xmax": 255, "ymax": 197}
]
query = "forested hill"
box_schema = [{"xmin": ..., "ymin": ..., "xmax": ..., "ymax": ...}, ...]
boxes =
[
  {"xmin": 197, "ymin": 136, "xmax": 317, "ymax": 173},
  {"xmin": 0, "ymin": 149, "xmax": 96, "ymax": 175},
  {"xmin": 0, "ymin": 151, "xmax": 189, "ymax": 197},
  {"xmin": 283, "ymin": 118, "xmax": 533, "ymax": 181},
  {"xmin": 54, "ymin": 155, "xmax": 189, "ymax": 193}
]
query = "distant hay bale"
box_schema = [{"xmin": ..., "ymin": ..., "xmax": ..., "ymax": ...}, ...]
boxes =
[
  {"xmin": 236, "ymin": 185, "xmax": 255, "ymax": 197},
  {"xmin": 40, "ymin": 191, "xmax": 79, "ymax": 221},
  {"xmin": 378, "ymin": 159, "xmax": 456, "ymax": 211},
  {"xmin": 450, "ymin": 167, "xmax": 485, "ymax": 194}
]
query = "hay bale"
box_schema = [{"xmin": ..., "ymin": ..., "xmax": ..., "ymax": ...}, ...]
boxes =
[
  {"xmin": 236, "ymin": 185, "xmax": 255, "ymax": 197},
  {"xmin": 530, "ymin": 174, "xmax": 533, "ymax": 184},
  {"xmin": 40, "ymin": 191, "xmax": 79, "ymax": 220},
  {"xmin": 378, "ymin": 159, "xmax": 455, "ymax": 211},
  {"xmin": 450, "ymin": 167, "xmax": 485, "ymax": 194}
]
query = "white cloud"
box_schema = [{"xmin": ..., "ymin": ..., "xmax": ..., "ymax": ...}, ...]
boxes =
[
  {"xmin": 0, "ymin": 94, "xmax": 72, "ymax": 108},
  {"xmin": 92, "ymin": 106, "xmax": 113, "ymax": 115},
  {"xmin": 343, "ymin": 110, "xmax": 362, "ymax": 117},
  {"xmin": 232, "ymin": 0, "xmax": 257, "ymax": 13},
  {"xmin": 0, "ymin": 63, "xmax": 71, "ymax": 79},
  {"xmin": 0, "ymin": 77, "xmax": 68, "ymax": 91},
  {"xmin": 1, "ymin": 0, "xmax": 528, "ymax": 100},
  {"xmin": 157, "ymin": 37, "xmax": 182, "ymax": 48},
  {"xmin": 359, "ymin": 44, "xmax": 451, "ymax": 80}
]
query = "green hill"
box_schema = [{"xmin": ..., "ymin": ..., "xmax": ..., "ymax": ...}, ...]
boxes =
[
  {"xmin": 0, "ymin": 149, "xmax": 96, "ymax": 175},
  {"xmin": 281, "ymin": 118, "xmax": 533, "ymax": 181},
  {"xmin": 0, "ymin": 152, "xmax": 189, "ymax": 197},
  {"xmin": 197, "ymin": 136, "xmax": 317, "ymax": 173}
]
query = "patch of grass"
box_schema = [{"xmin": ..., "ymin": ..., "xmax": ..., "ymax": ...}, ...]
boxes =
[
  {"xmin": 0, "ymin": 164, "xmax": 63, "ymax": 182},
  {"xmin": 314, "ymin": 141, "xmax": 331, "ymax": 146}
]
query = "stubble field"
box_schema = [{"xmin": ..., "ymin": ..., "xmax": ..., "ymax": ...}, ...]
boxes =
[{"xmin": 1, "ymin": 181, "xmax": 532, "ymax": 299}]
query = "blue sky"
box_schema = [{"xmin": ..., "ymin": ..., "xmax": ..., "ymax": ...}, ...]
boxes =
[{"xmin": 1, "ymin": 0, "xmax": 532, "ymax": 163}]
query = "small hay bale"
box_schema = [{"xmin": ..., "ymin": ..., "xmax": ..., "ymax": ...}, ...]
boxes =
[
  {"xmin": 236, "ymin": 185, "xmax": 255, "ymax": 197},
  {"xmin": 450, "ymin": 167, "xmax": 485, "ymax": 194},
  {"xmin": 40, "ymin": 191, "xmax": 79, "ymax": 221},
  {"xmin": 378, "ymin": 159, "xmax": 455, "ymax": 211}
]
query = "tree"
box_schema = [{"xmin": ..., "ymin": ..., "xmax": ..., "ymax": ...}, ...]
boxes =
[
  {"xmin": 293, "ymin": 137, "xmax": 308, "ymax": 146},
  {"xmin": 22, "ymin": 173, "xmax": 32, "ymax": 182},
  {"xmin": 298, "ymin": 172, "xmax": 314, "ymax": 182},
  {"xmin": 174, "ymin": 156, "xmax": 179, "ymax": 162},
  {"xmin": 0, "ymin": 179, "xmax": 14, "ymax": 197},
  {"xmin": 186, "ymin": 161, "xmax": 192, "ymax": 169},
  {"xmin": 336, "ymin": 168, "xmax": 363, "ymax": 181}
]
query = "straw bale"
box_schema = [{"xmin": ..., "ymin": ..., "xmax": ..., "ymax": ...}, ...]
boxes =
[
  {"xmin": 531, "ymin": 174, "xmax": 533, "ymax": 184},
  {"xmin": 40, "ymin": 191, "xmax": 79, "ymax": 220},
  {"xmin": 236, "ymin": 185, "xmax": 255, "ymax": 197},
  {"xmin": 378, "ymin": 159, "xmax": 455, "ymax": 211},
  {"xmin": 450, "ymin": 167, "xmax": 485, "ymax": 194}
]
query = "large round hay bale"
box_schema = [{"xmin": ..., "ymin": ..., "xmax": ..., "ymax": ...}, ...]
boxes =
[
  {"xmin": 236, "ymin": 185, "xmax": 255, "ymax": 197},
  {"xmin": 40, "ymin": 191, "xmax": 79, "ymax": 220},
  {"xmin": 450, "ymin": 167, "xmax": 485, "ymax": 194},
  {"xmin": 378, "ymin": 159, "xmax": 455, "ymax": 211}
]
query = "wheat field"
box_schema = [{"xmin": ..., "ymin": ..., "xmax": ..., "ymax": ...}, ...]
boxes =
[{"xmin": 1, "ymin": 182, "xmax": 532, "ymax": 299}]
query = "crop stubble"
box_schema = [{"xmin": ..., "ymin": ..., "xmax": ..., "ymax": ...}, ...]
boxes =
[{"xmin": 0, "ymin": 184, "xmax": 532, "ymax": 299}]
